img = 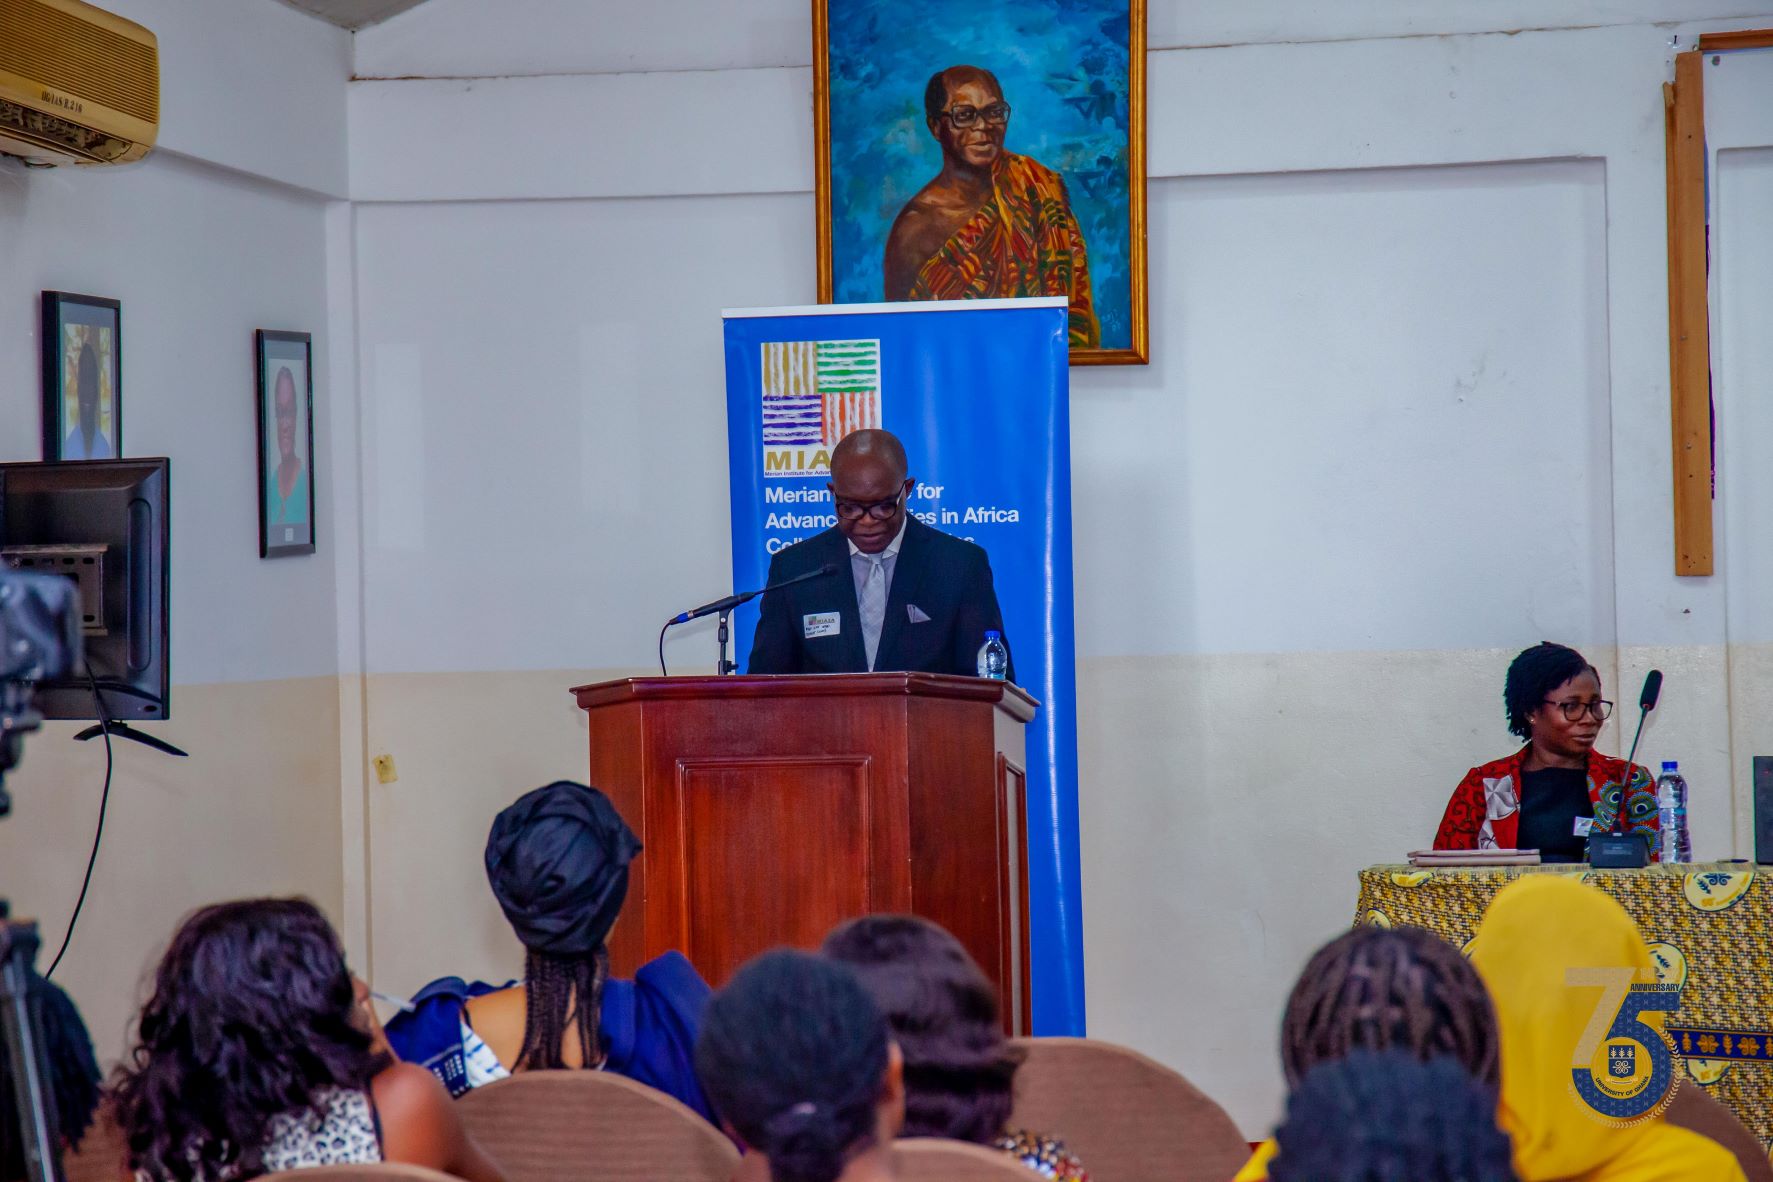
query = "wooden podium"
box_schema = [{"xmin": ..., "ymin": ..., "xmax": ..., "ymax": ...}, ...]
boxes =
[{"xmin": 571, "ymin": 673, "xmax": 1037, "ymax": 1032}]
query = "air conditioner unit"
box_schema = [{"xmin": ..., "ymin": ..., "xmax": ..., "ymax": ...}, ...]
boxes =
[{"xmin": 0, "ymin": 0, "xmax": 158, "ymax": 166}]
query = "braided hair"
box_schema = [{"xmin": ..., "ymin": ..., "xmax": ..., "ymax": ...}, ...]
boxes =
[
  {"xmin": 1280, "ymin": 926, "xmax": 1499, "ymax": 1090},
  {"xmin": 1269, "ymin": 1050, "xmax": 1518, "ymax": 1182},
  {"xmin": 1504, "ymin": 642, "xmax": 1596, "ymax": 741},
  {"xmin": 516, "ymin": 946, "xmax": 609, "ymax": 1070},
  {"xmin": 696, "ymin": 950, "xmax": 891, "ymax": 1182}
]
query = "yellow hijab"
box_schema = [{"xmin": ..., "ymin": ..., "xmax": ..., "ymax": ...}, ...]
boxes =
[{"xmin": 1468, "ymin": 876, "xmax": 1745, "ymax": 1182}]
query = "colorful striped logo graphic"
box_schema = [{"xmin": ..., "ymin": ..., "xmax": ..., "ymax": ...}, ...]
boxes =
[{"xmin": 761, "ymin": 339, "xmax": 881, "ymax": 477}]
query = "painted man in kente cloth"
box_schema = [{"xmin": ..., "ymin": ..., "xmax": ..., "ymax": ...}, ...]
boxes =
[{"xmin": 884, "ymin": 65, "xmax": 1099, "ymax": 348}]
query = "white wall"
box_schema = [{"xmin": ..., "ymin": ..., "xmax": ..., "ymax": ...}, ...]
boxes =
[
  {"xmin": 0, "ymin": 0, "xmax": 351, "ymax": 1059},
  {"xmin": 1707, "ymin": 47, "xmax": 1773, "ymax": 855},
  {"xmin": 343, "ymin": 1, "xmax": 1773, "ymax": 1136}
]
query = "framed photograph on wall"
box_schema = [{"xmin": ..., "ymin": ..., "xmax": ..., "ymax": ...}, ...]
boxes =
[
  {"xmin": 256, "ymin": 330, "xmax": 316, "ymax": 558},
  {"xmin": 41, "ymin": 291, "xmax": 123, "ymax": 459},
  {"xmin": 814, "ymin": 0, "xmax": 1147, "ymax": 365}
]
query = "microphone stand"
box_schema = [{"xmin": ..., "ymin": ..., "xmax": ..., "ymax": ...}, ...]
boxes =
[
  {"xmin": 716, "ymin": 607, "xmax": 736, "ymax": 677},
  {"xmin": 1590, "ymin": 670, "xmax": 1662, "ymax": 869}
]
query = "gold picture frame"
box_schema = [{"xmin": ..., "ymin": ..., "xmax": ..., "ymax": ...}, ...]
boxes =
[{"xmin": 814, "ymin": 0, "xmax": 1148, "ymax": 366}]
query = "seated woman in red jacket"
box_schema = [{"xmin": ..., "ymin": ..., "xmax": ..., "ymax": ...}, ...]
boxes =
[{"xmin": 1435, "ymin": 642, "xmax": 1657, "ymax": 861}]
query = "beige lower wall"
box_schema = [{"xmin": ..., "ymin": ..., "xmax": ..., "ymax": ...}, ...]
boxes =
[
  {"xmin": 351, "ymin": 648, "xmax": 1768, "ymax": 1135},
  {"xmin": 0, "ymin": 677, "xmax": 344, "ymax": 1066},
  {"xmin": 357, "ymin": 668, "xmax": 642, "ymax": 998}
]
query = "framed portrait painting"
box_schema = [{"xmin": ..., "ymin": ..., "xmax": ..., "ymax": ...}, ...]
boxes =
[
  {"xmin": 41, "ymin": 292, "xmax": 122, "ymax": 460},
  {"xmin": 814, "ymin": 0, "xmax": 1147, "ymax": 365},
  {"xmin": 255, "ymin": 330, "xmax": 316, "ymax": 558}
]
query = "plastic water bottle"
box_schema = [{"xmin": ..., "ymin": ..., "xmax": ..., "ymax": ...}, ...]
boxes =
[
  {"xmin": 1656, "ymin": 761, "xmax": 1692, "ymax": 863},
  {"xmin": 976, "ymin": 630, "xmax": 1009, "ymax": 681}
]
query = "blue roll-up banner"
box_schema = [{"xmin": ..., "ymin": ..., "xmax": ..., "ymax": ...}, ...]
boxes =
[{"xmin": 722, "ymin": 297, "xmax": 1083, "ymax": 1034}]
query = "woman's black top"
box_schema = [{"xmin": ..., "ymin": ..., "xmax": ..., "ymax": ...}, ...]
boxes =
[{"xmin": 1517, "ymin": 766, "xmax": 1594, "ymax": 863}]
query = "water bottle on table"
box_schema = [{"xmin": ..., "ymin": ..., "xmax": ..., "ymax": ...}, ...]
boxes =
[
  {"xmin": 1656, "ymin": 761, "xmax": 1691, "ymax": 863},
  {"xmin": 976, "ymin": 630, "xmax": 1009, "ymax": 681}
]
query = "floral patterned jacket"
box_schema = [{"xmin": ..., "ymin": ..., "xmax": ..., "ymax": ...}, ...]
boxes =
[{"xmin": 1433, "ymin": 746, "xmax": 1659, "ymax": 857}]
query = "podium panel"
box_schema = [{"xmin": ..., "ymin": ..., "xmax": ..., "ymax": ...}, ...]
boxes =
[
  {"xmin": 573, "ymin": 673, "xmax": 1037, "ymax": 1032},
  {"xmin": 678, "ymin": 756, "xmax": 875, "ymax": 985}
]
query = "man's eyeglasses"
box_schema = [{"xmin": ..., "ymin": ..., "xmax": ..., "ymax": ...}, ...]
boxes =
[
  {"xmin": 833, "ymin": 486, "xmax": 908, "ymax": 522},
  {"xmin": 1542, "ymin": 698, "xmax": 1614, "ymax": 721},
  {"xmin": 938, "ymin": 102, "xmax": 1011, "ymax": 129}
]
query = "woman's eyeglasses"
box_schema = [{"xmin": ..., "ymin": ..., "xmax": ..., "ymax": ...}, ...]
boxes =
[{"xmin": 1542, "ymin": 698, "xmax": 1614, "ymax": 721}]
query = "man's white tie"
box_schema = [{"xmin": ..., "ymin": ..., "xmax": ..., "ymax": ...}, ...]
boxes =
[{"xmin": 860, "ymin": 553, "xmax": 887, "ymax": 671}]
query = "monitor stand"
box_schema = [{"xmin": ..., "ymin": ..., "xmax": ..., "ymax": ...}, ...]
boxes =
[{"xmin": 72, "ymin": 722, "xmax": 188, "ymax": 759}]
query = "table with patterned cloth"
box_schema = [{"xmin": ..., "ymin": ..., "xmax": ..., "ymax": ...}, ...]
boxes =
[{"xmin": 1355, "ymin": 862, "xmax": 1773, "ymax": 1144}]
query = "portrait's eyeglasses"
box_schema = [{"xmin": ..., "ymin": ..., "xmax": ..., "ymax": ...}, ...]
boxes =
[
  {"xmin": 833, "ymin": 486, "xmax": 908, "ymax": 522},
  {"xmin": 1542, "ymin": 698, "xmax": 1614, "ymax": 722},
  {"xmin": 939, "ymin": 102, "xmax": 1011, "ymax": 129}
]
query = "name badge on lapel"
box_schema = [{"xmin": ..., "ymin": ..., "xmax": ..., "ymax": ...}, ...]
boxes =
[
  {"xmin": 803, "ymin": 612, "xmax": 841, "ymax": 639},
  {"xmin": 1574, "ymin": 817, "xmax": 1595, "ymax": 837}
]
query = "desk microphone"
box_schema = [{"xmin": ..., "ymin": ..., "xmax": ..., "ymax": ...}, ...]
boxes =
[
  {"xmin": 1590, "ymin": 669, "xmax": 1663, "ymax": 868},
  {"xmin": 1623, "ymin": 670, "xmax": 1663, "ymax": 779}
]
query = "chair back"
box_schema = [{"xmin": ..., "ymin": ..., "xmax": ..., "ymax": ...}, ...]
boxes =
[
  {"xmin": 894, "ymin": 1138, "xmax": 1041, "ymax": 1182},
  {"xmin": 1007, "ymin": 1037, "xmax": 1248, "ymax": 1182},
  {"xmin": 458, "ymin": 1070, "xmax": 739, "ymax": 1182},
  {"xmin": 1664, "ymin": 1085, "xmax": 1773, "ymax": 1182},
  {"xmin": 261, "ymin": 1168, "xmax": 460, "ymax": 1182}
]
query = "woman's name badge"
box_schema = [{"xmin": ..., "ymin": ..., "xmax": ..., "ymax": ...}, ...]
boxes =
[
  {"xmin": 1574, "ymin": 817, "xmax": 1595, "ymax": 837},
  {"xmin": 803, "ymin": 612, "xmax": 841, "ymax": 639}
]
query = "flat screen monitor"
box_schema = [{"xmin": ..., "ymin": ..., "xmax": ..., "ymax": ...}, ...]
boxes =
[{"xmin": 0, "ymin": 459, "xmax": 170, "ymax": 721}]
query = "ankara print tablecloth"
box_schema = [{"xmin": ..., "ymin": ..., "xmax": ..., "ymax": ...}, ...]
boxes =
[{"xmin": 1356, "ymin": 862, "xmax": 1773, "ymax": 1143}]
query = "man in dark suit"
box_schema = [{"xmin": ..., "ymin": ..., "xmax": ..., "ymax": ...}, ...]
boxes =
[{"xmin": 747, "ymin": 429, "xmax": 1013, "ymax": 680}]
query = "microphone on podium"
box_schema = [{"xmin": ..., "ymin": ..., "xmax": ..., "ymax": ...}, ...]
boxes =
[
  {"xmin": 668, "ymin": 563, "xmax": 839, "ymax": 625},
  {"xmin": 1590, "ymin": 669, "xmax": 1662, "ymax": 868},
  {"xmin": 662, "ymin": 563, "xmax": 839, "ymax": 676}
]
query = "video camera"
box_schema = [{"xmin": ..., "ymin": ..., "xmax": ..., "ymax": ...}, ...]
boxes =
[
  {"xmin": 0, "ymin": 569, "xmax": 82, "ymax": 800},
  {"xmin": 0, "ymin": 569, "xmax": 83, "ymax": 1182}
]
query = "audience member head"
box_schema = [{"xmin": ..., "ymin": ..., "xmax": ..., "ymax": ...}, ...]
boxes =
[
  {"xmin": 1468, "ymin": 876, "xmax": 1668, "ymax": 1178},
  {"xmin": 1505, "ymin": 641, "xmax": 1603, "ymax": 747},
  {"xmin": 821, "ymin": 914, "xmax": 1019, "ymax": 1144},
  {"xmin": 1281, "ymin": 924, "xmax": 1500, "ymax": 1090},
  {"xmin": 110, "ymin": 898, "xmax": 383, "ymax": 1182},
  {"xmin": 0, "ymin": 971, "xmax": 101, "ymax": 1182},
  {"xmin": 1268, "ymin": 1050, "xmax": 1518, "ymax": 1182},
  {"xmin": 696, "ymin": 949, "xmax": 903, "ymax": 1182},
  {"xmin": 484, "ymin": 780, "xmax": 641, "ymax": 1069}
]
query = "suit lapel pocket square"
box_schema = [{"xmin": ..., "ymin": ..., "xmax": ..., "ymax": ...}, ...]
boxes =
[{"xmin": 907, "ymin": 604, "xmax": 931, "ymax": 624}]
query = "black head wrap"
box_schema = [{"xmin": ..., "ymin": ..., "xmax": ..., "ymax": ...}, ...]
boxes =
[{"xmin": 485, "ymin": 781, "xmax": 641, "ymax": 957}]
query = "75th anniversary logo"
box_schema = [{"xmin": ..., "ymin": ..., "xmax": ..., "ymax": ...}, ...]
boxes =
[{"xmin": 1566, "ymin": 968, "xmax": 1683, "ymax": 1124}]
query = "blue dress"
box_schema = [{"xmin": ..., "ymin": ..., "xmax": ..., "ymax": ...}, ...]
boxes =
[{"xmin": 383, "ymin": 951, "xmax": 714, "ymax": 1123}]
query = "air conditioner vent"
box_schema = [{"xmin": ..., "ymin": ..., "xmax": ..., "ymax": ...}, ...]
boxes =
[{"xmin": 0, "ymin": 0, "xmax": 158, "ymax": 122}]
